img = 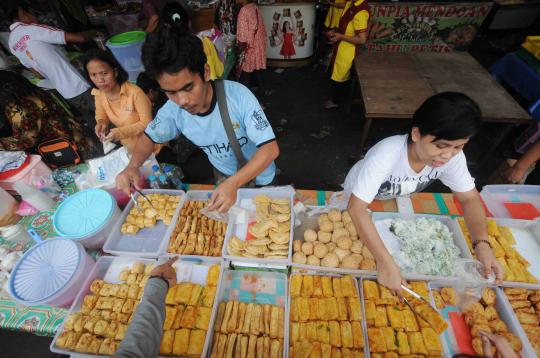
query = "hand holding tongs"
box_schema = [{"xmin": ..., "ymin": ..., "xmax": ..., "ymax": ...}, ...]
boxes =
[
  {"xmin": 130, "ymin": 186, "xmax": 155, "ymax": 212},
  {"xmin": 400, "ymin": 284, "xmax": 436, "ymax": 330}
]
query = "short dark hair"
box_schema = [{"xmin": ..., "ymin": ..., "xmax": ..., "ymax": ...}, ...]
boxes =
[
  {"xmin": 142, "ymin": 26, "xmax": 206, "ymax": 80},
  {"xmin": 411, "ymin": 92, "xmax": 482, "ymax": 142},
  {"xmin": 7, "ymin": 2, "xmax": 32, "ymax": 22},
  {"xmin": 136, "ymin": 72, "xmax": 159, "ymax": 93},
  {"xmin": 81, "ymin": 48, "xmax": 129, "ymax": 87}
]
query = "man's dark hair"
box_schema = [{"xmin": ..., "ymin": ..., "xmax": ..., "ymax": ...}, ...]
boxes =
[
  {"xmin": 81, "ymin": 48, "xmax": 129, "ymax": 87},
  {"xmin": 7, "ymin": 2, "xmax": 33, "ymax": 22},
  {"xmin": 410, "ymin": 92, "xmax": 482, "ymax": 142},
  {"xmin": 142, "ymin": 26, "xmax": 206, "ymax": 80}
]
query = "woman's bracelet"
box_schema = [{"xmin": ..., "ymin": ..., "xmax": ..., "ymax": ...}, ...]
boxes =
[{"xmin": 472, "ymin": 239, "xmax": 492, "ymax": 249}]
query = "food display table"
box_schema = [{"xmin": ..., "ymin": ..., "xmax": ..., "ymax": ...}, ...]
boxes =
[
  {"xmin": 0, "ymin": 185, "xmax": 467, "ymax": 337},
  {"xmin": 352, "ymin": 51, "xmax": 532, "ymax": 158}
]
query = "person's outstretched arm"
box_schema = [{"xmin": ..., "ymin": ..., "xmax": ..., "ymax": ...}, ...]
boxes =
[
  {"xmin": 114, "ymin": 258, "xmax": 177, "ymax": 358},
  {"xmin": 505, "ymin": 140, "xmax": 540, "ymax": 183}
]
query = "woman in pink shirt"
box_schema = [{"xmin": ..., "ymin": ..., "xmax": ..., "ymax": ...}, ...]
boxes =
[{"xmin": 236, "ymin": 0, "xmax": 266, "ymax": 97}]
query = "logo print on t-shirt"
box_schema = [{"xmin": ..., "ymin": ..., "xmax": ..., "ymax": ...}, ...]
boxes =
[{"xmin": 251, "ymin": 110, "xmax": 269, "ymax": 131}]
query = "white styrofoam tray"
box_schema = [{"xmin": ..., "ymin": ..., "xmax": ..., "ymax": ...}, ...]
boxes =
[
  {"xmin": 428, "ymin": 281, "xmax": 535, "ymax": 358},
  {"xmin": 206, "ymin": 268, "xmax": 289, "ymax": 357},
  {"xmin": 480, "ymin": 185, "xmax": 540, "ymax": 219},
  {"xmin": 223, "ymin": 187, "xmax": 295, "ymax": 267},
  {"xmin": 288, "ymin": 272, "xmax": 368, "ymax": 358},
  {"xmin": 291, "ymin": 206, "xmax": 377, "ymax": 276},
  {"xmin": 162, "ymin": 190, "xmax": 229, "ymax": 260},
  {"xmin": 50, "ymin": 255, "xmax": 225, "ymax": 358},
  {"xmin": 455, "ymin": 217, "xmax": 540, "ymax": 289},
  {"xmin": 372, "ymin": 212, "xmax": 473, "ymax": 281},
  {"xmin": 103, "ymin": 189, "xmax": 186, "ymax": 258}
]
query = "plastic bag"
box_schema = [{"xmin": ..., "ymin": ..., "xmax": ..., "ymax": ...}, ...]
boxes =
[{"xmin": 453, "ymin": 259, "xmax": 493, "ymax": 310}]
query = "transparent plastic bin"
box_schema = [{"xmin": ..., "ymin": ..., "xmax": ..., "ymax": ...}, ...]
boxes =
[
  {"xmin": 206, "ymin": 268, "xmax": 289, "ymax": 357},
  {"xmin": 288, "ymin": 272, "xmax": 368, "ymax": 358},
  {"xmin": 428, "ymin": 281, "xmax": 534, "ymax": 358},
  {"xmin": 291, "ymin": 207, "xmax": 377, "ymax": 276},
  {"xmin": 499, "ymin": 287, "xmax": 540, "ymax": 358},
  {"xmin": 455, "ymin": 217, "xmax": 540, "ymax": 289},
  {"xmin": 103, "ymin": 189, "xmax": 186, "ymax": 258},
  {"xmin": 223, "ymin": 187, "xmax": 295, "ymax": 267},
  {"xmin": 163, "ymin": 190, "xmax": 227, "ymax": 260},
  {"xmin": 50, "ymin": 255, "xmax": 225, "ymax": 358},
  {"xmin": 0, "ymin": 154, "xmax": 52, "ymax": 192},
  {"xmin": 371, "ymin": 212, "xmax": 473, "ymax": 281},
  {"xmin": 480, "ymin": 185, "xmax": 540, "ymax": 219}
]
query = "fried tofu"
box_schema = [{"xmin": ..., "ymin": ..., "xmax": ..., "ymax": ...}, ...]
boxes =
[
  {"xmin": 351, "ymin": 321, "xmax": 364, "ymax": 349},
  {"xmin": 341, "ymin": 276, "xmax": 357, "ymax": 297},
  {"xmin": 396, "ymin": 331, "xmax": 410, "ymax": 355},
  {"xmin": 206, "ymin": 264, "xmax": 220, "ymax": 287},
  {"xmin": 381, "ymin": 326, "xmax": 397, "ymax": 352},
  {"xmin": 415, "ymin": 304, "xmax": 448, "ymax": 334},
  {"xmin": 440, "ymin": 287, "xmax": 456, "ymax": 306},
  {"xmin": 367, "ymin": 328, "xmax": 387, "ymax": 353},
  {"xmin": 374, "ymin": 306, "xmax": 389, "ymax": 327},
  {"xmin": 180, "ymin": 305, "xmax": 197, "ymax": 328},
  {"xmin": 421, "ymin": 327, "xmax": 442, "ymax": 356},
  {"xmin": 329, "ymin": 320, "xmax": 341, "ymax": 347},
  {"xmin": 407, "ymin": 332, "xmax": 428, "ymax": 356},
  {"xmin": 302, "ymin": 275, "xmax": 314, "ymax": 297},
  {"xmin": 291, "ymin": 275, "xmax": 303, "ymax": 297},
  {"xmin": 364, "ymin": 300, "xmax": 377, "ymax": 326},
  {"xmin": 347, "ymin": 297, "xmax": 362, "ymax": 321},
  {"xmin": 332, "ymin": 277, "xmax": 343, "ymax": 298},
  {"xmin": 321, "ymin": 276, "xmax": 334, "ymax": 297},
  {"xmin": 362, "ymin": 281, "xmax": 379, "ymax": 300},
  {"xmin": 201, "ymin": 286, "xmax": 217, "ymax": 307},
  {"xmin": 337, "ymin": 298, "xmax": 348, "ymax": 321},
  {"xmin": 187, "ymin": 329, "xmax": 205, "ymax": 356},
  {"xmin": 172, "ymin": 328, "xmax": 190, "ymax": 355},
  {"xmin": 160, "ymin": 330, "xmax": 175, "ymax": 355},
  {"xmin": 195, "ymin": 306, "xmax": 212, "ymax": 330},
  {"xmin": 340, "ymin": 321, "xmax": 353, "ymax": 348},
  {"xmin": 317, "ymin": 321, "xmax": 330, "ymax": 344},
  {"xmin": 175, "ymin": 282, "xmax": 193, "ymax": 304},
  {"xmin": 386, "ymin": 306, "xmax": 406, "ymax": 331}
]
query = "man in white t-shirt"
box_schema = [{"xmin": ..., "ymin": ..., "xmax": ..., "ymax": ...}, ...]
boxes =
[
  {"xmin": 344, "ymin": 92, "xmax": 503, "ymax": 294},
  {"xmin": 7, "ymin": 3, "xmax": 97, "ymax": 129}
]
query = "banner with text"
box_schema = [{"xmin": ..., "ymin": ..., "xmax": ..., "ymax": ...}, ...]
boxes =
[{"xmin": 366, "ymin": 2, "xmax": 493, "ymax": 52}]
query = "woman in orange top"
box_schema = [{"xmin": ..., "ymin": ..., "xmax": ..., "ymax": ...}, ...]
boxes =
[{"xmin": 82, "ymin": 49, "xmax": 153, "ymax": 154}]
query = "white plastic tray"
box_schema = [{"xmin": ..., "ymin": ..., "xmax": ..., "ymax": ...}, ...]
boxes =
[
  {"xmin": 103, "ymin": 189, "xmax": 186, "ymax": 258},
  {"xmin": 288, "ymin": 272, "xmax": 368, "ymax": 358},
  {"xmin": 428, "ymin": 282, "xmax": 534, "ymax": 358},
  {"xmin": 223, "ymin": 187, "xmax": 295, "ymax": 267},
  {"xmin": 50, "ymin": 255, "xmax": 225, "ymax": 358},
  {"xmin": 456, "ymin": 218, "xmax": 540, "ymax": 289},
  {"xmin": 480, "ymin": 185, "xmax": 540, "ymax": 219},
  {"xmin": 359, "ymin": 276, "xmax": 445, "ymax": 358},
  {"xmin": 499, "ymin": 287, "xmax": 539, "ymax": 358},
  {"xmin": 206, "ymin": 268, "xmax": 289, "ymax": 357},
  {"xmin": 291, "ymin": 207, "xmax": 377, "ymax": 276},
  {"xmin": 371, "ymin": 212, "xmax": 473, "ymax": 281},
  {"xmin": 163, "ymin": 190, "xmax": 229, "ymax": 260}
]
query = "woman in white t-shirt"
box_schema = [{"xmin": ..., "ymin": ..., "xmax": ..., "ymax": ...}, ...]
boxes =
[{"xmin": 344, "ymin": 92, "xmax": 502, "ymax": 294}]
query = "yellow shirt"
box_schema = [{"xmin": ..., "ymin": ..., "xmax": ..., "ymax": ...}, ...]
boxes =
[
  {"xmin": 324, "ymin": 0, "xmax": 346, "ymax": 30},
  {"xmin": 92, "ymin": 82, "xmax": 152, "ymax": 153},
  {"xmin": 331, "ymin": 0, "xmax": 369, "ymax": 82}
]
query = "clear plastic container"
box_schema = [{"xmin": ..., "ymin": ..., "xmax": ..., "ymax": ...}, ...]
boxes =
[
  {"xmin": 289, "ymin": 272, "xmax": 368, "ymax": 358},
  {"xmin": 163, "ymin": 190, "xmax": 226, "ymax": 260},
  {"xmin": 50, "ymin": 255, "xmax": 225, "ymax": 358},
  {"xmin": 106, "ymin": 31, "xmax": 146, "ymax": 82},
  {"xmin": 291, "ymin": 206, "xmax": 377, "ymax": 276},
  {"xmin": 206, "ymin": 269, "xmax": 289, "ymax": 357},
  {"xmin": 53, "ymin": 189, "xmax": 121, "ymax": 249},
  {"xmin": 481, "ymin": 185, "xmax": 540, "ymax": 219},
  {"xmin": 371, "ymin": 212, "xmax": 473, "ymax": 281},
  {"xmin": 455, "ymin": 217, "xmax": 540, "ymax": 288},
  {"xmin": 103, "ymin": 189, "xmax": 186, "ymax": 258},
  {"xmin": 0, "ymin": 155, "xmax": 52, "ymax": 192},
  {"xmin": 428, "ymin": 281, "xmax": 533, "ymax": 358},
  {"xmin": 223, "ymin": 187, "xmax": 295, "ymax": 267},
  {"xmin": 8, "ymin": 239, "xmax": 94, "ymax": 307}
]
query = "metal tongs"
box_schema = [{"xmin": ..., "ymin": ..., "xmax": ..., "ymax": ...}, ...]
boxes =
[
  {"xmin": 130, "ymin": 186, "xmax": 155, "ymax": 212},
  {"xmin": 400, "ymin": 285, "xmax": 436, "ymax": 330}
]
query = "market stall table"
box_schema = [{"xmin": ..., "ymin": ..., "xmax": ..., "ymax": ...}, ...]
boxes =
[
  {"xmin": 351, "ymin": 51, "xmax": 532, "ymax": 159},
  {"xmin": 0, "ymin": 184, "xmax": 471, "ymax": 337}
]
